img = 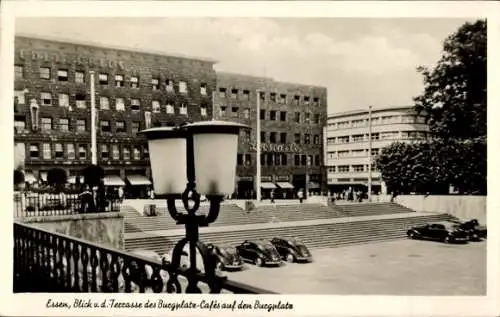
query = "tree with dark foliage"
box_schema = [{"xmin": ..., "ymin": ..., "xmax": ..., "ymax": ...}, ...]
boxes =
[
  {"xmin": 47, "ymin": 168, "xmax": 68, "ymax": 192},
  {"xmin": 82, "ymin": 165, "xmax": 105, "ymax": 188}
]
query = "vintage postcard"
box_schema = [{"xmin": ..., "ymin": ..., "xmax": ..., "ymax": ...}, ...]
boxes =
[{"xmin": 0, "ymin": 1, "xmax": 498, "ymax": 316}]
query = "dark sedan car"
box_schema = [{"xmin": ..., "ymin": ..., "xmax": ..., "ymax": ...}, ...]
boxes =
[
  {"xmin": 270, "ymin": 237, "xmax": 313, "ymax": 263},
  {"xmin": 206, "ymin": 243, "xmax": 244, "ymax": 271},
  {"xmin": 407, "ymin": 221, "xmax": 469, "ymax": 243},
  {"xmin": 235, "ymin": 240, "xmax": 282, "ymax": 267},
  {"xmin": 448, "ymin": 219, "xmax": 487, "ymax": 241}
]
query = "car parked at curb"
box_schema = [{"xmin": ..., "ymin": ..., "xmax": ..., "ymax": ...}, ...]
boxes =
[
  {"xmin": 235, "ymin": 240, "xmax": 282, "ymax": 267},
  {"xmin": 448, "ymin": 219, "xmax": 487, "ymax": 241},
  {"xmin": 270, "ymin": 237, "xmax": 313, "ymax": 263},
  {"xmin": 407, "ymin": 221, "xmax": 469, "ymax": 243},
  {"xmin": 206, "ymin": 243, "xmax": 244, "ymax": 271}
]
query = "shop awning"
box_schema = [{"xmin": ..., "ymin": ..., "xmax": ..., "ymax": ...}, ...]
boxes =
[
  {"xmin": 67, "ymin": 176, "xmax": 83, "ymax": 184},
  {"xmin": 126, "ymin": 175, "xmax": 152, "ymax": 186},
  {"xmin": 308, "ymin": 182, "xmax": 320, "ymax": 189},
  {"xmin": 261, "ymin": 182, "xmax": 277, "ymax": 189},
  {"xmin": 276, "ymin": 182, "xmax": 294, "ymax": 189},
  {"xmin": 103, "ymin": 175, "xmax": 125, "ymax": 186},
  {"xmin": 24, "ymin": 173, "xmax": 37, "ymax": 184},
  {"xmin": 39, "ymin": 172, "xmax": 47, "ymax": 182}
]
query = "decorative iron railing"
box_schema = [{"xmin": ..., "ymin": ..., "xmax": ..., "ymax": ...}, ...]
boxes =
[
  {"xmin": 13, "ymin": 222, "xmax": 273, "ymax": 294},
  {"xmin": 13, "ymin": 191, "xmax": 120, "ymax": 218}
]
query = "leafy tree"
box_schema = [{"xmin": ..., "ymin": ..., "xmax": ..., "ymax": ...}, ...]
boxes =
[
  {"xmin": 14, "ymin": 168, "xmax": 24, "ymax": 187},
  {"xmin": 414, "ymin": 19, "xmax": 486, "ymax": 139},
  {"xmin": 47, "ymin": 168, "xmax": 68, "ymax": 192},
  {"xmin": 82, "ymin": 165, "xmax": 105, "ymax": 188}
]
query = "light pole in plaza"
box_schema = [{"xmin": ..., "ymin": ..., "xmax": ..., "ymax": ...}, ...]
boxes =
[
  {"xmin": 255, "ymin": 89, "xmax": 262, "ymax": 202},
  {"xmin": 367, "ymin": 105, "xmax": 373, "ymax": 202},
  {"xmin": 139, "ymin": 120, "xmax": 248, "ymax": 293}
]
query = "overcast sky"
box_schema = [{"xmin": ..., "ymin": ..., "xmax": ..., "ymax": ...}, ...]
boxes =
[{"xmin": 15, "ymin": 17, "xmax": 471, "ymax": 114}]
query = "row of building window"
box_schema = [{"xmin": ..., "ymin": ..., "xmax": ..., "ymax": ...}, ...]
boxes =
[
  {"xmin": 14, "ymin": 91, "xmax": 208, "ymax": 115},
  {"xmin": 327, "ymin": 164, "xmax": 378, "ymax": 173},
  {"xmin": 217, "ymin": 107, "xmax": 321, "ymax": 124},
  {"xmin": 15, "ymin": 117, "xmax": 150, "ymax": 134},
  {"xmin": 327, "ymin": 115, "xmax": 427, "ymax": 130},
  {"xmin": 218, "ymin": 88, "xmax": 321, "ymax": 106},
  {"xmin": 236, "ymin": 153, "xmax": 321, "ymax": 167},
  {"xmin": 260, "ymin": 132, "xmax": 321, "ymax": 145},
  {"xmin": 327, "ymin": 149, "xmax": 381, "ymax": 159},
  {"xmin": 326, "ymin": 131, "xmax": 427, "ymax": 145},
  {"xmin": 26, "ymin": 142, "xmax": 148, "ymax": 161},
  {"xmin": 14, "ymin": 65, "xmax": 206, "ymax": 94}
]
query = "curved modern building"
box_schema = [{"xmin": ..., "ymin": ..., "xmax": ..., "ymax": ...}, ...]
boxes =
[{"xmin": 325, "ymin": 106, "xmax": 429, "ymax": 195}]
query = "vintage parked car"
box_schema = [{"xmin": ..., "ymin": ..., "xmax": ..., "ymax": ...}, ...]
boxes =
[
  {"xmin": 164, "ymin": 244, "xmax": 227, "ymax": 276},
  {"xmin": 407, "ymin": 221, "xmax": 469, "ymax": 243},
  {"xmin": 235, "ymin": 240, "xmax": 282, "ymax": 267},
  {"xmin": 448, "ymin": 219, "xmax": 487, "ymax": 241},
  {"xmin": 206, "ymin": 243, "xmax": 244, "ymax": 271},
  {"xmin": 270, "ymin": 237, "xmax": 313, "ymax": 263}
]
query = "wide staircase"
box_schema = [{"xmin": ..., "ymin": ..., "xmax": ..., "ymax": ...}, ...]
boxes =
[
  {"xmin": 123, "ymin": 202, "xmax": 416, "ymax": 234},
  {"xmin": 125, "ymin": 213, "xmax": 455, "ymax": 254}
]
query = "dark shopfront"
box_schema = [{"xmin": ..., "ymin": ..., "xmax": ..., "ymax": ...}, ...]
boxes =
[
  {"xmin": 125, "ymin": 174, "xmax": 152, "ymax": 199},
  {"xmin": 237, "ymin": 176, "xmax": 254, "ymax": 199}
]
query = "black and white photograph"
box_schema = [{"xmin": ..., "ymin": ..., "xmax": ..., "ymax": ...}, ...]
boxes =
[{"xmin": 1, "ymin": 1, "xmax": 498, "ymax": 317}]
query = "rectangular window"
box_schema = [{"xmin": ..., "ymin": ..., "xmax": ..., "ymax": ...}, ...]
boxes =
[
  {"xmin": 352, "ymin": 119, "xmax": 365, "ymax": 127},
  {"xmin": 132, "ymin": 122, "xmax": 141, "ymax": 133},
  {"xmin": 101, "ymin": 144, "xmax": 109, "ymax": 160},
  {"xmin": 40, "ymin": 92, "xmax": 52, "ymax": 106},
  {"xmin": 231, "ymin": 89, "xmax": 238, "ymax": 99},
  {"xmin": 337, "ymin": 121, "xmax": 350, "ymax": 129},
  {"xmin": 15, "ymin": 65, "xmax": 23, "ymax": 79},
  {"xmin": 42, "ymin": 143, "xmax": 51, "ymax": 160},
  {"xmin": 313, "ymin": 135, "xmax": 320, "ymax": 144},
  {"xmin": 280, "ymin": 111, "xmax": 287, "ymax": 121},
  {"xmin": 100, "ymin": 97, "xmax": 110, "ymax": 110},
  {"xmin": 304, "ymin": 134, "xmax": 311, "ymax": 144},
  {"xmin": 58, "ymin": 118, "xmax": 69, "ymax": 131},
  {"xmin": 314, "ymin": 114, "xmax": 320, "ymax": 124},
  {"xmin": 76, "ymin": 94, "xmax": 86, "ymax": 108},
  {"xmin": 281, "ymin": 153, "xmax": 287, "ymax": 166},
  {"xmin": 274, "ymin": 153, "xmax": 281, "ymax": 166},
  {"xmin": 143, "ymin": 147, "xmax": 149, "ymax": 159},
  {"xmin": 294, "ymin": 95, "xmax": 300, "ymax": 105},
  {"xmin": 78, "ymin": 144, "xmax": 87, "ymax": 159},
  {"xmin": 294, "ymin": 133, "xmax": 301, "ymax": 144},
  {"xmin": 99, "ymin": 73, "xmax": 108, "ymax": 85},
  {"xmin": 260, "ymin": 132, "xmax": 266, "ymax": 143},
  {"xmin": 57, "ymin": 69, "xmax": 68, "ymax": 81},
  {"xmin": 381, "ymin": 132, "xmax": 399, "ymax": 140},
  {"xmin": 352, "ymin": 149, "xmax": 365, "ymax": 157},
  {"xmin": 237, "ymin": 154, "xmax": 243, "ymax": 166},
  {"xmin": 219, "ymin": 88, "xmax": 227, "ymax": 98},
  {"xmin": 371, "ymin": 149, "xmax": 379, "ymax": 157},
  {"xmin": 261, "ymin": 154, "xmax": 266, "ymax": 166},
  {"xmin": 270, "ymin": 111, "xmax": 276, "ymax": 121},
  {"xmin": 243, "ymin": 90, "xmax": 250, "ymax": 100},
  {"xmin": 66, "ymin": 144, "xmax": 75, "ymax": 160},
  {"xmin": 152, "ymin": 78, "xmax": 160, "ymax": 90},
  {"xmin": 338, "ymin": 136, "xmax": 350, "ymax": 144},
  {"xmin": 200, "ymin": 83, "xmax": 207, "ymax": 95},
  {"xmin": 294, "ymin": 155, "xmax": 300, "ymax": 166},
  {"xmin": 315, "ymin": 155, "xmax": 320, "ymax": 166},
  {"xmin": 294, "ymin": 112, "xmax": 301, "ymax": 123},
  {"xmin": 304, "ymin": 96, "xmax": 310, "ymax": 105},
  {"xmin": 55, "ymin": 143, "xmax": 64, "ymax": 159},
  {"xmin": 76, "ymin": 119, "xmax": 86, "ymax": 132},
  {"xmin": 131, "ymin": 99, "xmax": 140, "ymax": 111},
  {"xmin": 338, "ymin": 151, "xmax": 349, "ymax": 158},
  {"xmin": 301, "ymin": 155, "xmax": 307, "ymax": 166},
  {"xmin": 353, "ymin": 165, "xmax": 364, "ymax": 172},
  {"xmin": 58, "ymin": 94, "xmax": 69, "ymax": 107},
  {"xmin": 279, "ymin": 94, "xmax": 287, "ymax": 104},
  {"xmin": 123, "ymin": 147, "xmax": 130, "ymax": 160},
  {"xmin": 280, "ymin": 132, "xmax": 287, "ymax": 144},
  {"xmin": 338, "ymin": 165, "xmax": 349, "ymax": 173},
  {"xmin": 352, "ymin": 134, "xmax": 365, "ymax": 142},
  {"xmin": 152, "ymin": 100, "xmax": 161, "ymax": 113},
  {"xmin": 133, "ymin": 146, "xmax": 141, "ymax": 160},
  {"xmin": 269, "ymin": 132, "xmax": 277, "ymax": 144},
  {"xmin": 313, "ymin": 97, "xmax": 320, "ymax": 106},
  {"xmin": 75, "ymin": 71, "xmax": 85, "ymax": 83},
  {"xmin": 270, "ymin": 92, "xmax": 276, "ymax": 102},
  {"xmin": 260, "ymin": 110, "xmax": 266, "ymax": 120},
  {"xmin": 165, "ymin": 79, "xmax": 174, "ymax": 92},
  {"xmin": 267, "ymin": 153, "xmax": 274, "ymax": 166},
  {"xmin": 112, "ymin": 145, "xmax": 120, "ymax": 160},
  {"xmin": 304, "ymin": 112, "xmax": 311, "ymax": 124},
  {"xmin": 116, "ymin": 121, "xmax": 126, "ymax": 133},
  {"xmin": 245, "ymin": 154, "xmax": 252, "ymax": 166},
  {"xmin": 178, "ymin": 81, "xmax": 187, "ymax": 93},
  {"xmin": 243, "ymin": 108, "xmax": 250, "ymax": 119},
  {"xmin": 39, "ymin": 67, "xmax": 51, "ymax": 79},
  {"xmin": 29, "ymin": 144, "xmax": 39, "ymax": 159},
  {"xmin": 41, "ymin": 117, "xmax": 52, "ymax": 131},
  {"xmin": 371, "ymin": 133, "xmax": 380, "ymax": 141},
  {"xmin": 219, "ymin": 106, "xmax": 226, "ymax": 117},
  {"xmin": 100, "ymin": 120, "xmax": 111, "ymax": 133},
  {"xmin": 200, "ymin": 104, "xmax": 208, "ymax": 116},
  {"xmin": 231, "ymin": 107, "xmax": 239, "ymax": 117},
  {"xmin": 115, "ymin": 98, "xmax": 125, "ymax": 111},
  {"xmin": 14, "ymin": 118, "xmax": 25, "ymax": 131},
  {"xmin": 179, "ymin": 104, "xmax": 188, "ymax": 115},
  {"xmin": 14, "ymin": 91, "xmax": 26, "ymax": 104},
  {"xmin": 259, "ymin": 91, "xmax": 265, "ymax": 101},
  {"xmin": 115, "ymin": 75, "xmax": 124, "ymax": 87},
  {"xmin": 130, "ymin": 76, "xmax": 139, "ymax": 88},
  {"xmin": 166, "ymin": 103, "xmax": 175, "ymax": 114}
]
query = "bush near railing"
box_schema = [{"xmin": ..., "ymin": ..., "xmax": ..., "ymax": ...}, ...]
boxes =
[{"xmin": 13, "ymin": 222, "xmax": 272, "ymax": 294}]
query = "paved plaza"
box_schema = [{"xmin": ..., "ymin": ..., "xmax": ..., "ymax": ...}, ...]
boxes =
[{"xmin": 226, "ymin": 239, "xmax": 486, "ymax": 295}]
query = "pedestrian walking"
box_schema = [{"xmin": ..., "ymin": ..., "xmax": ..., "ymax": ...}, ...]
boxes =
[
  {"xmin": 270, "ymin": 190, "xmax": 275, "ymax": 203},
  {"xmin": 298, "ymin": 189, "xmax": 304, "ymax": 204}
]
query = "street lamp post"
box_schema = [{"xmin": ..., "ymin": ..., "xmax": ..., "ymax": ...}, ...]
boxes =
[{"xmin": 139, "ymin": 120, "xmax": 248, "ymax": 293}]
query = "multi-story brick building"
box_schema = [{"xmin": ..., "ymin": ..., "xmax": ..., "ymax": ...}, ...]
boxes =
[
  {"xmin": 325, "ymin": 106, "xmax": 429, "ymax": 195},
  {"xmin": 13, "ymin": 34, "xmax": 217, "ymax": 197},
  {"xmin": 214, "ymin": 72, "xmax": 328, "ymax": 199}
]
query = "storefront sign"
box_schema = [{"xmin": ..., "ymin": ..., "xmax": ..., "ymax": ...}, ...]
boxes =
[
  {"xmin": 238, "ymin": 176, "xmax": 253, "ymax": 182},
  {"xmin": 19, "ymin": 49, "xmax": 125, "ymax": 69},
  {"xmin": 261, "ymin": 176, "xmax": 272, "ymax": 182},
  {"xmin": 276, "ymin": 176, "xmax": 289, "ymax": 182},
  {"xmin": 249, "ymin": 143, "xmax": 301, "ymax": 153}
]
